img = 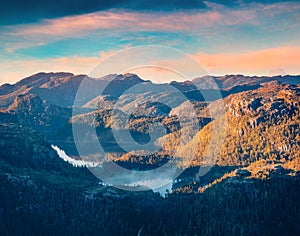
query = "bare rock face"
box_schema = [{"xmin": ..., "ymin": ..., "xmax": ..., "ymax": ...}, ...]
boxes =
[
  {"xmin": 226, "ymin": 84, "xmax": 299, "ymax": 129},
  {"xmin": 248, "ymin": 116, "xmax": 265, "ymax": 129}
]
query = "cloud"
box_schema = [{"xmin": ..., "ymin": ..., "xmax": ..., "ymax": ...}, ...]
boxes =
[
  {"xmin": 0, "ymin": 0, "xmax": 208, "ymax": 25},
  {"xmin": 2, "ymin": 0, "xmax": 299, "ymax": 26},
  {"xmin": 3, "ymin": 6, "xmax": 260, "ymax": 43},
  {"xmin": 1, "ymin": 1, "xmax": 298, "ymax": 54},
  {"xmin": 195, "ymin": 46, "xmax": 300, "ymax": 75},
  {"xmin": 0, "ymin": 56, "xmax": 99, "ymax": 85},
  {"xmin": 0, "ymin": 48, "xmax": 134, "ymax": 84},
  {"xmin": 4, "ymin": 41, "xmax": 46, "ymax": 54},
  {"xmin": 0, "ymin": 1, "xmax": 299, "ymax": 84},
  {"xmin": 1, "ymin": 45, "xmax": 299, "ymax": 85}
]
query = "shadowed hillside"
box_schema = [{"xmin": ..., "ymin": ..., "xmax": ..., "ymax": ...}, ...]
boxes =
[{"xmin": 0, "ymin": 72, "xmax": 300, "ymax": 235}]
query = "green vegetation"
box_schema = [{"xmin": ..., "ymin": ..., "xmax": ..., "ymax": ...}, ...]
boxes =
[{"xmin": 0, "ymin": 73, "xmax": 300, "ymax": 235}]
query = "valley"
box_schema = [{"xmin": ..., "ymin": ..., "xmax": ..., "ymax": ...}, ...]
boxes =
[{"xmin": 0, "ymin": 72, "xmax": 299, "ymax": 235}]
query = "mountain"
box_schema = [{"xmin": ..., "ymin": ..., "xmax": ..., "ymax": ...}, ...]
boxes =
[
  {"xmin": 0, "ymin": 72, "xmax": 79, "ymax": 108},
  {"xmin": 2, "ymin": 93, "xmax": 71, "ymax": 133},
  {"xmin": 0, "ymin": 72, "xmax": 145, "ymax": 109},
  {"xmin": 1, "ymin": 72, "xmax": 300, "ymax": 161},
  {"xmin": 1, "ymin": 72, "xmax": 300, "ymax": 235},
  {"xmin": 192, "ymin": 74, "xmax": 300, "ymax": 89},
  {"xmin": 180, "ymin": 82, "xmax": 300, "ymax": 167}
]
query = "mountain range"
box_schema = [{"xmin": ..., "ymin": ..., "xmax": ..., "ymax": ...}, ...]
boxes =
[{"xmin": 0, "ymin": 72, "xmax": 299, "ymax": 235}]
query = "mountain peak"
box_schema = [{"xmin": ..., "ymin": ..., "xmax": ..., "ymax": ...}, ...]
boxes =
[
  {"xmin": 115, "ymin": 73, "xmax": 144, "ymax": 82},
  {"xmin": 15, "ymin": 72, "xmax": 75, "ymax": 87},
  {"xmin": 96, "ymin": 73, "xmax": 144, "ymax": 83}
]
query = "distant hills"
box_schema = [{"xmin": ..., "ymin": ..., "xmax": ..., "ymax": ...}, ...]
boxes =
[
  {"xmin": 1, "ymin": 72, "xmax": 299, "ymax": 109},
  {"xmin": 192, "ymin": 74, "xmax": 300, "ymax": 89},
  {"xmin": 0, "ymin": 72, "xmax": 299, "ymax": 180},
  {"xmin": 0, "ymin": 72, "xmax": 145, "ymax": 108},
  {"xmin": 0, "ymin": 72, "xmax": 300, "ymax": 235}
]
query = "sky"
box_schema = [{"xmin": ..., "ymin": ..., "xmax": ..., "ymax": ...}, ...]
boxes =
[{"xmin": 0, "ymin": 0, "xmax": 299, "ymax": 84}]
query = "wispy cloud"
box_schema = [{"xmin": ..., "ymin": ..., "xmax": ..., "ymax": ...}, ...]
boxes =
[
  {"xmin": 196, "ymin": 46, "xmax": 300, "ymax": 76},
  {"xmin": 1, "ymin": 45, "xmax": 299, "ymax": 85},
  {"xmin": 7, "ymin": 1, "xmax": 299, "ymax": 38},
  {"xmin": 0, "ymin": 1, "xmax": 298, "ymax": 55},
  {"xmin": 0, "ymin": 1, "xmax": 299, "ymax": 83},
  {"xmin": 3, "ymin": 4, "xmax": 261, "ymax": 38},
  {"xmin": 0, "ymin": 56, "xmax": 99, "ymax": 85}
]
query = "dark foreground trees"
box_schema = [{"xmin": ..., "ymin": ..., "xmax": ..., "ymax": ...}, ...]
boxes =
[{"xmin": 0, "ymin": 173, "xmax": 299, "ymax": 236}]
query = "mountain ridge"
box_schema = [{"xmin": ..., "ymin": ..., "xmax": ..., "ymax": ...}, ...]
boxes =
[
  {"xmin": 2, "ymin": 72, "xmax": 300, "ymax": 90},
  {"xmin": 0, "ymin": 71, "xmax": 299, "ymax": 177},
  {"xmin": 1, "ymin": 72, "xmax": 299, "ymax": 110}
]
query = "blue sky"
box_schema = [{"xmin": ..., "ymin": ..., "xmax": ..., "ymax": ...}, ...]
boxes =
[{"xmin": 0, "ymin": 0, "xmax": 299, "ymax": 84}]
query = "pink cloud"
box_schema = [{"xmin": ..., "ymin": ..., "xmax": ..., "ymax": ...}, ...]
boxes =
[
  {"xmin": 195, "ymin": 46, "xmax": 300, "ymax": 76},
  {"xmin": 2, "ymin": 45, "xmax": 299, "ymax": 85},
  {"xmin": 0, "ymin": 56, "xmax": 99, "ymax": 84},
  {"xmin": 1, "ymin": 1, "xmax": 298, "ymax": 55},
  {"xmin": 8, "ymin": 5, "xmax": 262, "ymax": 38}
]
